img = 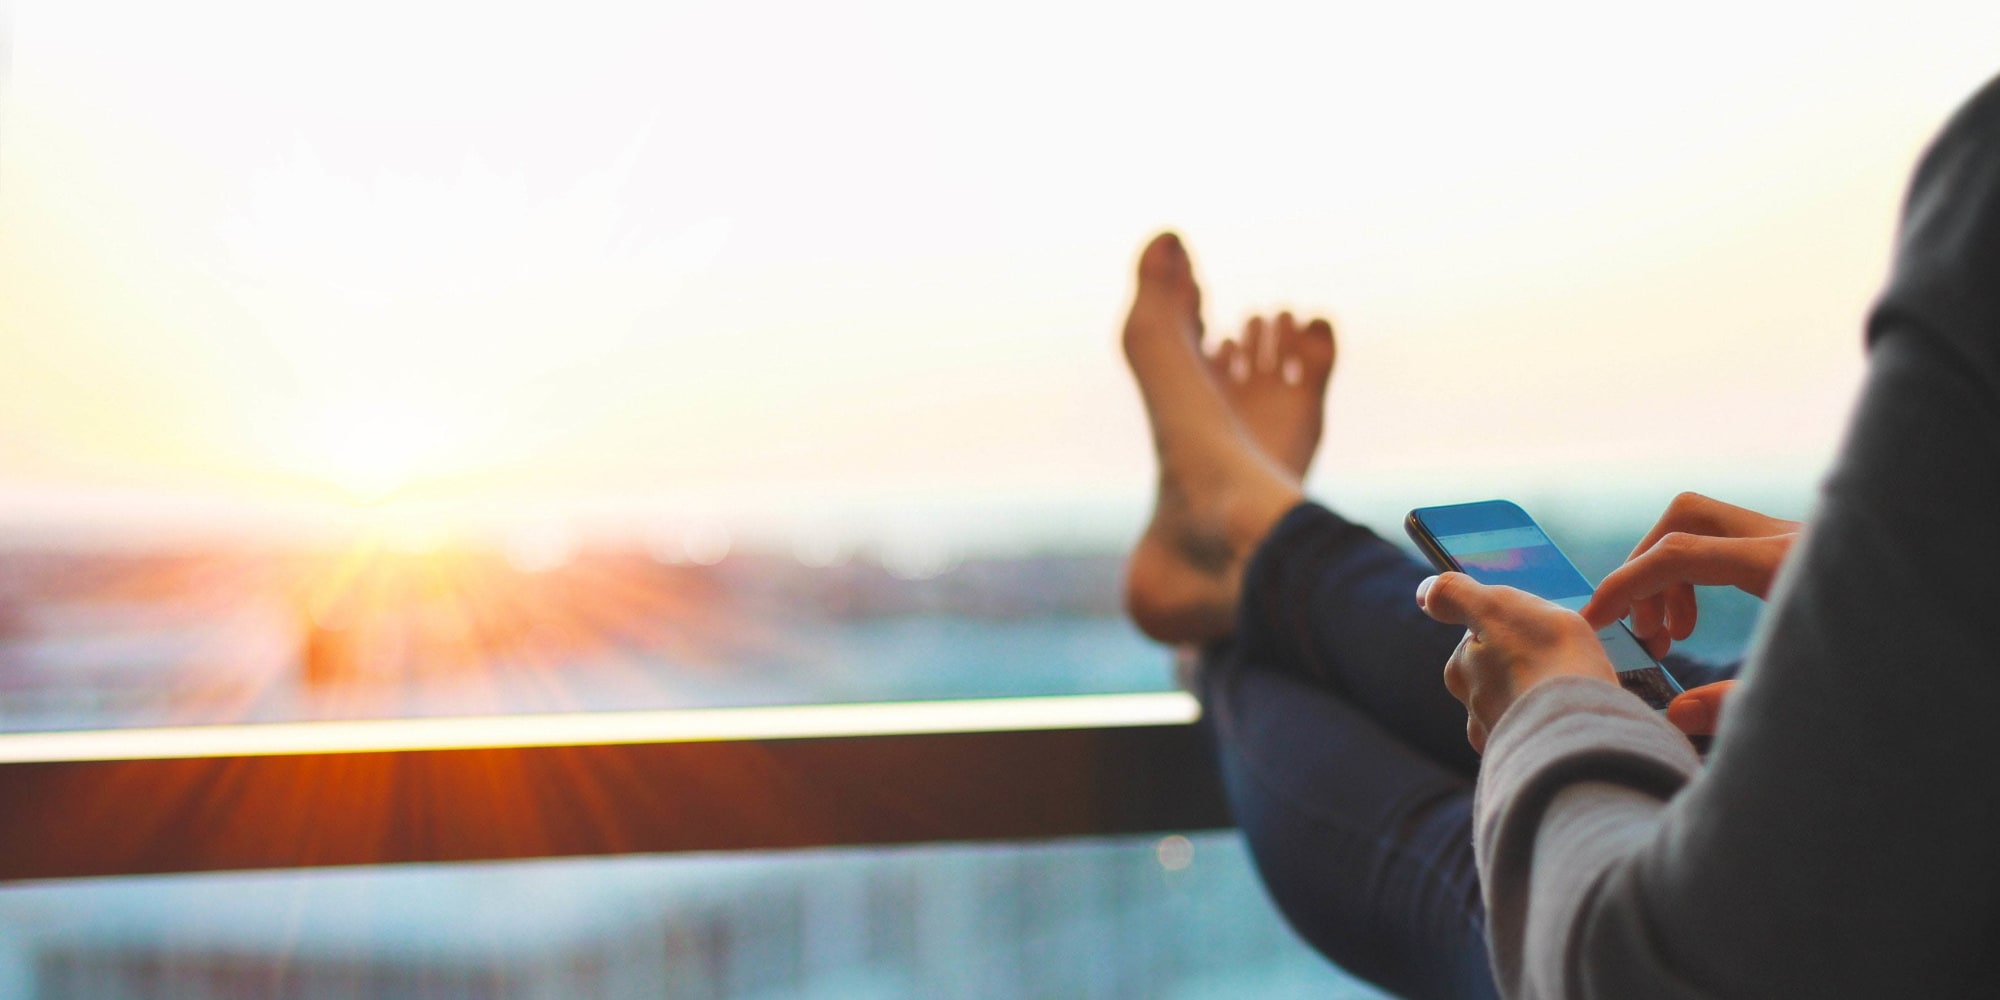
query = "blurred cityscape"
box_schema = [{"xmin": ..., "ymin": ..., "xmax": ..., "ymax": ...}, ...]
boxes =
[
  {"xmin": 0, "ymin": 541, "xmax": 1162, "ymax": 733},
  {"xmin": 0, "ymin": 513, "xmax": 1763, "ymax": 735}
]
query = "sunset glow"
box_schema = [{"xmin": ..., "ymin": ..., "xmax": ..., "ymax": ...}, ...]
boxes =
[
  {"xmin": 293, "ymin": 400, "xmax": 463, "ymax": 503},
  {"xmin": 3, "ymin": 1, "xmax": 2000, "ymax": 547}
]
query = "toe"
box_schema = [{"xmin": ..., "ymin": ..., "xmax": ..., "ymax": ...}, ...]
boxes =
[
  {"xmin": 1273, "ymin": 312, "xmax": 1300, "ymax": 383},
  {"xmin": 1275, "ymin": 311, "xmax": 1298, "ymax": 353},
  {"xmin": 1210, "ymin": 340, "xmax": 1246, "ymax": 383},
  {"xmin": 1244, "ymin": 316, "xmax": 1272, "ymax": 375},
  {"xmin": 1132, "ymin": 232, "xmax": 1204, "ymax": 343},
  {"xmin": 1300, "ymin": 317, "xmax": 1337, "ymax": 385},
  {"xmin": 1137, "ymin": 232, "xmax": 1190, "ymax": 286}
]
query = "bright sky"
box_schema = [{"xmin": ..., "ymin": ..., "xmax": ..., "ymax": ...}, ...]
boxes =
[{"xmin": 1, "ymin": 1, "xmax": 1997, "ymax": 548}]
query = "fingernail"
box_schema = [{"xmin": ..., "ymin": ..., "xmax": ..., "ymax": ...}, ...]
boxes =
[{"xmin": 1416, "ymin": 575, "xmax": 1437, "ymax": 606}]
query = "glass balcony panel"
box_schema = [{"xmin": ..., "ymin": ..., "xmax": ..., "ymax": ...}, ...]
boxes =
[{"xmin": 0, "ymin": 834, "xmax": 1393, "ymax": 1000}]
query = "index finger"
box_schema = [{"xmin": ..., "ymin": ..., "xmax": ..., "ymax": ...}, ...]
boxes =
[
  {"xmin": 1583, "ymin": 532, "xmax": 1784, "ymax": 629},
  {"xmin": 1623, "ymin": 492, "xmax": 1798, "ymax": 564}
]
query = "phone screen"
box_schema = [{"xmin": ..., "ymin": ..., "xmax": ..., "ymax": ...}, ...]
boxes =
[{"xmin": 1408, "ymin": 501, "xmax": 1683, "ymax": 709}]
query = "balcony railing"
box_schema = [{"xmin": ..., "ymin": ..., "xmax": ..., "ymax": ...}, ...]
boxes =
[{"xmin": 0, "ymin": 693, "xmax": 1231, "ymax": 882}]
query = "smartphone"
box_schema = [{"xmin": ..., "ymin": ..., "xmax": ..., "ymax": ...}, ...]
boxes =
[{"xmin": 1405, "ymin": 499, "xmax": 1684, "ymax": 711}]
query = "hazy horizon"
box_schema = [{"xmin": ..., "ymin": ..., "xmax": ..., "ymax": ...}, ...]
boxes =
[{"xmin": 4, "ymin": 1, "xmax": 1993, "ymax": 551}]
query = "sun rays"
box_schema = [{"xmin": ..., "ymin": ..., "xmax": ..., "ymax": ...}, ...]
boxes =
[{"xmin": 0, "ymin": 533, "xmax": 764, "ymax": 734}]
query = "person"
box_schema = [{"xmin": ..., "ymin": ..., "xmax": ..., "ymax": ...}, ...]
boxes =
[
  {"xmin": 1409, "ymin": 73, "xmax": 2000, "ymax": 999},
  {"xmin": 1119, "ymin": 230, "xmax": 1765, "ymax": 999},
  {"xmin": 1125, "ymin": 72, "xmax": 2000, "ymax": 999}
]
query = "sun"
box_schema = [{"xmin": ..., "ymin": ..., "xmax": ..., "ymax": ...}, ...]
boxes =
[{"xmin": 296, "ymin": 399, "xmax": 460, "ymax": 504}]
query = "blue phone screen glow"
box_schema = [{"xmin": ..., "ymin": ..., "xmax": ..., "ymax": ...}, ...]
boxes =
[
  {"xmin": 1430, "ymin": 523, "xmax": 1658, "ymax": 675},
  {"xmin": 1413, "ymin": 501, "xmax": 1683, "ymax": 708}
]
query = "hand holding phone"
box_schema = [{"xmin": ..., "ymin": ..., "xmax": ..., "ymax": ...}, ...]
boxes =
[
  {"xmin": 1415, "ymin": 571, "xmax": 1622, "ymax": 752},
  {"xmin": 1406, "ymin": 500, "xmax": 1685, "ymax": 711}
]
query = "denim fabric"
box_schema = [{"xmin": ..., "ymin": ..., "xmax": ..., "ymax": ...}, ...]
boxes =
[{"xmin": 1198, "ymin": 502, "xmax": 1728, "ymax": 1000}]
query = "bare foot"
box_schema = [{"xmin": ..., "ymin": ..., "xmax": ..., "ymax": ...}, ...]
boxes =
[
  {"xmin": 1122, "ymin": 233, "xmax": 1306, "ymax": 644},
  {"xmin": 1209, "ymin": 312, "xmax": 1337, "ymax": 479}
]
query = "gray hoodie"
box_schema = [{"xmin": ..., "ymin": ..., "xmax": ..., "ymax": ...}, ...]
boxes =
[{"xmin": 1475, "ymin": 74, "xmax": 2000, "ymax": 999}]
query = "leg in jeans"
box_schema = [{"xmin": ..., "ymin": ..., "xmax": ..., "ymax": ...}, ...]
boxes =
[
  {"xmin": 1231, "ymin": 502, "xmax": 1482, "ymax": 777},
  {"xmin": 1117, "ymin": 233, "xmax": 1494, "ymax": 998},
  {"xmin": 1199, "ymin": 650, "xmax": 1493, "ymax": 1000},
  {"xmin": 1198, "ymin": 502, "xmax": 1494, "ymax": 1000}
]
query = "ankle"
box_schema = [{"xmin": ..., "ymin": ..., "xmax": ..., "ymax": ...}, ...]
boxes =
[
  {"xmin": 1123, "ymin": 545, "xmax": 1238, "ymax": 644},
  {"xmin": 1209, "ymin": 461, "xmax": 1305, "ymax": 566}
]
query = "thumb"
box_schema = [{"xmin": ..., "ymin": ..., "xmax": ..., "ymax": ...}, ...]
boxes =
[{"xmin": 1418, "ymin": 572, "xmax": 1498, "ymax": 629}]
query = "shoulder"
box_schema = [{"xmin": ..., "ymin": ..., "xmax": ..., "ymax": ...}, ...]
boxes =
[{"xmin": 1871, "ymin": 74, "xmax": 2000, "ymax": 373}]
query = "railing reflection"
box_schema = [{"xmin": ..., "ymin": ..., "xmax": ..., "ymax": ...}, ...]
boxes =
[{"xmin": 0, "ymin": 697, "xmax": 1228, "ymax": 882}]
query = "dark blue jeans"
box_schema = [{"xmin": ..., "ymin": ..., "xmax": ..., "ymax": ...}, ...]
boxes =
[{"xmin": 1197, "ymin": 503, "xmax": 1731, "ymax": 1000}]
